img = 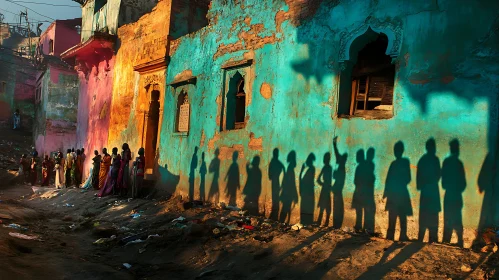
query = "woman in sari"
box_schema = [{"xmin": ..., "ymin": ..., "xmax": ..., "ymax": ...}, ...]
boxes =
[
  {"xmin": 131, "ymin": 148, "xmax": 145, "ymax": 199},
  {"xmin": 98, "ymin": 148, "xmax": 111, "ymax": 189},
  {"xmin": 30, "ymin": 151, "xmax": 39, "ymax": 186},
  {"xmin": 41, "ymin": 155, "xmax": 53, "ymax": 186},
  {"xmin": 64, "ymin": 149, "xmax": 73, "ymax": 188},
  {"xmin": 98, "ymin": 147, "xmax": 121, "ymax": 197},
  {"xmin": 54, "ymin": 151, "xmax": 65, "ymax": 189},
  {"xmin": 19, "ymin": 154, "xmax": 30, "ymax": 183},
  {"xmin": 91, "ymin": 150, "xmax": 101, "ymax": 190},
  {"xmin": 117, "ymin": 143, "xmax": 132, "ymax": 196},
  {"xmin": 74, "ymin": 149, "xmax": 83, "ymax": 187}
]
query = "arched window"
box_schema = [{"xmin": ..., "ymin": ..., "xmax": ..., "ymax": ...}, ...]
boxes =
[
  {"xmin": 226, "ymin": 71, "xmax": 246, "ymax": 130},
  {"xmin": 175, "ymin": 90, "xmax": 190, "ymax": 132},
  {"xmin": 338, "ymin": 30, "xmax": 395, "ymax": 119}
]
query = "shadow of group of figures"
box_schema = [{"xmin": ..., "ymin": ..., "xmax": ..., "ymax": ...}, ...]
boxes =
[{"xmin": 187, "ymin": 137, "xmax": 468, "ymax": 246}]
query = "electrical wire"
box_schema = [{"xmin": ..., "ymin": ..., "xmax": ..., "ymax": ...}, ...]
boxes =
[
  {"xmin": 1, "ymin": 0, "xmax": 56, "ymax": 21},
  {"xmin": 0, "ymin": 7, "xmax": 18, "ymax": 16},
  {"xmin": 6, "ymin": 1, "xmax": 80, "ymax": 7}
]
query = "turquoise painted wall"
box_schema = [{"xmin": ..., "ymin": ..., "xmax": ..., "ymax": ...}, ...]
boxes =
[{"xmin": 158, "ymin": 0, "xmax": 499, "ymax": 246}]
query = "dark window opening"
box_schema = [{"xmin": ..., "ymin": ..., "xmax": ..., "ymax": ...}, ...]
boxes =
[
  {"xmin": 48, "ymin": 39, "xmax": 54, "ymax": 54},
  {"xmin": 0, "ymin": 82, "xmax": 6, "ymax": 93},
  {"xmin": 94, "ymin": 0, "xmax": 107, "ymax": 13},
  {"xmin": 175, "ymin": 90, "xmax": 190, "ymax": 133},
  {"xmin": 339, "ymin": 31, "xmax": 395, "ymax": 119},
  {"xmin": 225, "ymin": 71, "xmax": 246, "ymax": 130}
]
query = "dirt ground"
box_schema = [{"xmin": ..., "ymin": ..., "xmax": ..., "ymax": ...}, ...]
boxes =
[{"xmin": 0, "ymin": 129, "xmax": 498, "ymax": 280}]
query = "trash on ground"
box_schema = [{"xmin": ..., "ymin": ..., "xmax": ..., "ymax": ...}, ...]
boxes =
[
  {"xmin": 9, "ymin": 232, "xmax": 40, "ymax": 241},
  {"xmin": 120, "ymin": 232, "xmax": 146, "ymax": 244},
  {"xmin": 93, "ymin": 235, "xmax": 116, "ymax": 244},
  {"xmin": 213, "ymin": 228, "xmax": 221, "ymax": 235},
  {"xmin": 69, "ymin": 224, "xmax": 77, "ymax": 229},
  {"xmin": 130, "ymin": 213, "xmax": 141, "ymax": 219},
  {"xmin": 291, "ymin": 223, "xmax": 304, "ymax": 231},
  {"xmin": 63, "ymin": 203, "xmax": 75, "ymax": 207},
  {"xmin": 171, "ymin": 216, "xmax": 186, "ymax": 223},
  {"xmin": 225, "ymin": 205, "xmax": 241, "ymax": 211},
  {"xmin": 147, "ymin": 234, "xmax": 160, "ymax": 239},
  {"xmin": 125, "ymin": 239, "xmax": 145, "ymax": 246},
  {"xmin": 123, "ymin": 263, "xmax": 132, "ymax": 269},
  {"xmin": 242, "ymin": 225, "xmax": 255, "ymax": 230},
  {"xmin": 3, "ymin": 223, "xmax": 27, "ymax": 231}
]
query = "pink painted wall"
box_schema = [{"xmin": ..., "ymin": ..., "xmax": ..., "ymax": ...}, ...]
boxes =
[
  {"xmin": 54, "ymin": 19, "xmax": 82, "ymax": 56},
  {"xmin": 39, "ymin": 19, "xmax": 81, "ymax": 57},
  {"xmin": 39, "ymin": 23, "xmax": 56, "ymax": 55},
  {"xmin": 76, "ymin": 57, "xmax": 115, "ymax": 177}
]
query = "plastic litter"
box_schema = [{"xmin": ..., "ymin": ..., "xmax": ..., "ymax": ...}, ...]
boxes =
[
  {"xmin": 9, "ymin": 232, "xmax": 40, "ymax": 240},
  {"xmin": 3, "ymin": 223, "xmax": 27, "ymax": 231},
  {"xmin": 69, "ymin": 224, "xmax": 76, "ymax": 229},
  {"xmin": 242, "ymin": 225, "xmax": 255, "ymax": 230},
  {"xmin": 291, "ymin": 223, "xmax": 304, "ymax": 231},
  {"xmin": 171, "ymin": 216, "xmax": 186, "ymax": 223},
  {"xmin": 125, "ymin": 239, "xmax": 145, "ymax": 246},
  {"xmin": 123, "ymin": 263, "xmax": 132, "ymax": 269},
  {"xmin": 63, "ymin": 203, "xmax": 74, "ymax": 207},
  {"xmin": 147, "ymin": 234, "xmax": 161, "ymax": 239},
  {"xmin": 93, "ymin": 235, "xmax": 116, "ymax": 244},
  {"xmin": 130, "ymin": 213, "xmax": 141, "ymax": 219}
]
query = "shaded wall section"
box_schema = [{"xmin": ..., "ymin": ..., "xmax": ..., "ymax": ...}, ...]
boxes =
[
  {"xmin": 34, "ymin": 66, "xmax": 79, "ymax": 156},
  {"xmin": 159, "ymin": 0, "xmax": 499, "ymax": 247},
  {"xmin": 0, "ymin": 48, "xmax": 36, "ymax": 129}
]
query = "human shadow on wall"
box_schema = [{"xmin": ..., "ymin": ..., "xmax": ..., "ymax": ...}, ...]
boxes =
[
  {"xmin": 208, "ymin": 148, "xmax": 221, "ymax": 205},
  {"xmin": 279, "ymin": 151, "xmax": 299, "ymax": 224},
  {"xmin": 416, "ymin": 138, "xmax": 441, "ymax": 243},
  {"xmin": 442, "ymin": 139, "xmax": 466, "ymax": 247},
  {"xmin": 477, "ymin": 150, "xmax": 499, "ymax": 238},
  {"xmin": 189, "ymin": 146, "xmax": 199, "ymax": 202},
  {"xmin": 332, "ymin": 136, "xmax": 347, "ymax": 229},
  {"xmin": 352, "ymin": 148, "xmax": 376, "ymax": 232},
  {"xmin": 269, "ymin": 148, "xmax": 285, "ymax": 220},
  {"xmin": 225, "ymin": 151, "xmax": 240, "ymax": 206},
  {"xmin": 158, "ymin": 164, "xmax": 180, "ymax": 195},
  {"xmin": 199, "ymin": 152, "xmax": 207, "ymax": 202},
  {"xmin": 300, "ymin": 153, "xmax": 316, "ymax": 226},
  {"xmin": 243, "ymin": 156, "xmax": 262, "ymax": 215},
  {"xmin": 384, "ymin": 141, "xmax": 412, "ymax": 241},
  {"xmin": 317, "ymin": 152, "xmax": 332, "ymax": 227}
]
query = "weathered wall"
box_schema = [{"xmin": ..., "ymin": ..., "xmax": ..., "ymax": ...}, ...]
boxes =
[
  {"xmin": 76, "ymin": 58, "xmax": 115, "ymax": 175},
  {"xmin": 38, "ymin": 23, "xmax": 56, "ymax": 55},
  {"xmin": 53, "ymin": 19, "xmax": 82, "ymax": 56},
  {"xmin": 107, "ymin": 0, "xmax": 172, "ymax": 157},
  {"xmin": 34, "ymin": 67, "xmax": 79, "ymax": 156},
  {"xmin": 0, "ymin": 48, "xmax": 36, "ymax": 129},
  {"xmin": 158, "ymin": 0, "xmax": 499, "ymax": 247},
  {"xmin": 81, "ymin": 0, "xmax": 157, "ymax": 42}
]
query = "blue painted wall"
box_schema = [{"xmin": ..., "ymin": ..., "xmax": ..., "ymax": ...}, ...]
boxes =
[{"xmin": 158, "ymin": 0, "xmax": 499, "ymax": 246}]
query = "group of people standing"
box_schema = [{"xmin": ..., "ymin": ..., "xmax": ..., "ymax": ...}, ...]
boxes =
[
  {"xmin": 20, "ymin": 143, "xmax": 146, "ymax": 199},
  {"xmin": 87, "ymin": 144, "xmax": 145, "ymax": 198}
]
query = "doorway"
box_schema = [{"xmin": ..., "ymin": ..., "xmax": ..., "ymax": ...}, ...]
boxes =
[{"xmin": 144, "ymin": 89, "xmax": 160, "ymax": 172}]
